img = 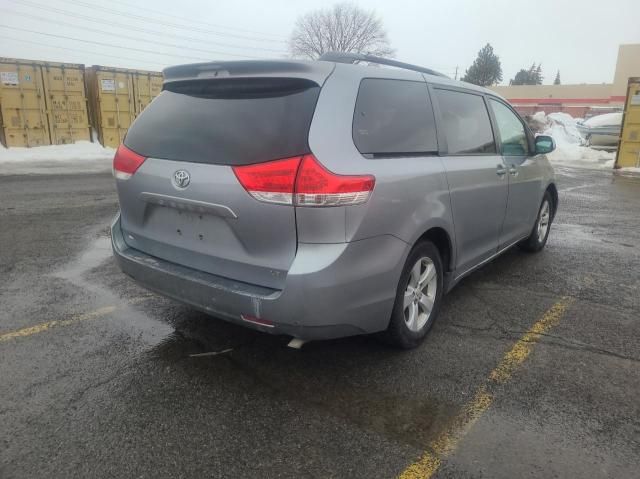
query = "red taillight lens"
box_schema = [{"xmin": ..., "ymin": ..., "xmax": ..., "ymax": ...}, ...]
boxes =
[
  {"xmin": 233, "ymin": 156, "xmax": 301, "ymax": 205},
  {"xmin": 113, "ymin": 144, "xmax": 146, "ymax": 180},
  {"xmin": 295, "ymin": 155, "xmax": 375, "ymax": 207},
  {"xmin": 233, "ymin": 154, "xmax": 375, "ymax": 207}
]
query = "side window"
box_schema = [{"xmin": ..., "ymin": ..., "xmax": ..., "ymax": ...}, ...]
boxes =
[
  {"xmin": 435, "ymin": 89, "xmax": 496, "ymax": 155},
  {"xmin": 353, "ymin": 79, "xmax": 437, "ymax": 156},
  {"xmin": 489, "ymin": 99, "xmax": 529, "ymax": 156}
]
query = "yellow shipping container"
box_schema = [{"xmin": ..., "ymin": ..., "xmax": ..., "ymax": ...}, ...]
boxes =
[
  {"xmin": 86, "ymin": 66, "xmax": 136, "ymax": 148},
  {"xmin": 41, "ymin": 62, "xmax": 90, "ymax": 144},
  {"xmin": 615, "ymin": 77, "xmax": 640, "ymax": 169},
  {"xmin": 86, "ymin": 66, "xmax": 162, "ymax": 148},
  {"xmin": 0, "ymin": 58, "xmax": 50, "ymax": 147},
  {"xmin": 131, "ymin": 70, "xmax": 163, "ymax": 116}
]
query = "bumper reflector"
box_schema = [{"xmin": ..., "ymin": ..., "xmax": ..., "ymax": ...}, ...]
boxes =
[{"xmin": 241, "ymin": 314, "xmax": 275, "ymax": 328}]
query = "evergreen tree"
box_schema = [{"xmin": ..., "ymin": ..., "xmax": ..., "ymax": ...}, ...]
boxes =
[
  {"xmin": 510, "ymin": 63, "xmax": 544, "ymax": 85},
  {"xmin": 511, "ymin": 69, "xmax": 531, "ymax": 85},
  {"xmin": 461, "ymin": 43, "xmax": 503, "ymax": 86},
  {"xmin": 535, "ymin": 64, "xmax": 543, "ymax": 85},
  {"xmin": 554, "ymin": 70, "xmax": 561, "ymax": 85}
]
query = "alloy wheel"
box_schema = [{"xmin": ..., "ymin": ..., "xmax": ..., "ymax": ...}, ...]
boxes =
[
  {"xmin": 403, "ymin": 257, "xmax": 438, "ymax": 332},
  {"xmin": 537, "ymin": 200, "xmax": 551, "ymax": 242}
]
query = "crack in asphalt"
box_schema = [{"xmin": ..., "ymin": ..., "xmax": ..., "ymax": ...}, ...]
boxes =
[{"xmin": 447, "ymin": 323, "xmax": 640, "ymax": 363}]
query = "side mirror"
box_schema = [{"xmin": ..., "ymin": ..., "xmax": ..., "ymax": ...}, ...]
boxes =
[{"xmin": 535, "ymin": 135, "xmax": 555, "ymax": 155}]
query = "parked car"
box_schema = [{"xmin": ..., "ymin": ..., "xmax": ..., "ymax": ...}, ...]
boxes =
[
  {"xmin": 111, "ymin": 53, "xmax": 558, "ymax": 349},
  {"xmin": 576, "ymin": 112, "xmax": 622, "ymax": 148}
]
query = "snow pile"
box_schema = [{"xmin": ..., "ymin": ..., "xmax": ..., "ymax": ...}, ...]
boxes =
[
  {"xmin": 0, "ymin": 141, "xmax": 114, "ymax": 162},
  {"xmin": 528, "ymin": 111, "xmax": 615, "ymax": 169},
  {"xmin": 581, "ymin": 112, "xmax": 622, "ymax": 128},
  {"xmin": 543, "ymin": 112, "xmax": 585, "ymax": 145},
  {"xmin": 527, "ymin": 111, "xmax": 550, "ymax": 134},
  {"xmin": 0, "ymin": 141, "xmax": 114, "ymax": 175}
]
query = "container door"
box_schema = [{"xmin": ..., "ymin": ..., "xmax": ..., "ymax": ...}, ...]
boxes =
[
  {"xmin": 616, "ymin": 79, "xmax": 640, "ymax": 169},
  {"xmin": 132, "ymin": 72, "xmax": 162, "ymax": 117},
  {"xmin": 96, "ymin": 71, "xmax": 134, "ymax": 148},
  {"xmin": 42, "ymin": 64, "xmax": 90, "ymax": 144},
  {"xmin": 0, "ymin": 61, "xmax": 50, "ymax": 147}
]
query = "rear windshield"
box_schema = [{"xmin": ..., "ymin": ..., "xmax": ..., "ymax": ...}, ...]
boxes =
[{"xmin": 124, "ymin": 78, "xmax": 320, "ymax": 166}]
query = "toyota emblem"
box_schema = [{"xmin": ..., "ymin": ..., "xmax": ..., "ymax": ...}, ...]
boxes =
[{"xmin": 172, "ymin": 169, "xmax": 191, "ymax": 189}]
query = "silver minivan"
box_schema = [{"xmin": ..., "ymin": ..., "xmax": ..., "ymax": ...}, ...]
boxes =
[{"xmin": 111, "ymin": 53, "xmax": 557, "ymax": 348}]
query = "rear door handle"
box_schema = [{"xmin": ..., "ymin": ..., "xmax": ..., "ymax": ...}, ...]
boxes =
[
  {"xmin": 496, "ymin": 165, "xmax": 507, "ymax": 177},
  {"xmin": 509, "ymin": 165, "xmax": 519, "ymax": 177}
]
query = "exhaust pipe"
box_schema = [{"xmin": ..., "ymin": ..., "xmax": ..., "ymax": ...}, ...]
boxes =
[{"xmin": 287, "ymin": 338, "xmax": 306, "ymax": 349}]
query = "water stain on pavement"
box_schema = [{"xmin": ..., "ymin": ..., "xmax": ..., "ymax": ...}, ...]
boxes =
[
  {"xmin": 145, "ymin": 325, "xmax": 459, "ymax": 450},
  {"xmin": 53, "ymin": 232, "xmax": 172, "ymax": 345}
]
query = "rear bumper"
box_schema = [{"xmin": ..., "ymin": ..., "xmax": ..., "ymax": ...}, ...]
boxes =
[{"xmin": 111, "ymin": 214, "xmax": 408, "ymax": 340}]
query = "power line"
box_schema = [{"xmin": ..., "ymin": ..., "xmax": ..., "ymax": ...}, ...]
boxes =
[
  {"xmin": 7, "ymin": 0, "xmax": 287, "ymax": 53},
  {"xmin": 55, "ymin": 0, "xmax": 286, "ymax": 44},
  {"xmin": 75, "ymin": 0, "xmax": 286, "ymax": 40},
  {"xmin": 0, "ymin": 9, "xmax": 274, "ymax": 60},
  {"xmin": 0, "ymin": 24, "xmax": 262, "ymax": 61},
  {"xmin": 0, "ymin": 34, "xmax": 166, "ymax": 69}
]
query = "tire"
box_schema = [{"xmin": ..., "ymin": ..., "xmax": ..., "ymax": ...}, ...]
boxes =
[
  {"xmin": 382, "ymin": 240, "xmax": 444, "ymax": 349},
  {"xmin": 519, "ymin": 191, "xmax": 553, "ymax": 252}
]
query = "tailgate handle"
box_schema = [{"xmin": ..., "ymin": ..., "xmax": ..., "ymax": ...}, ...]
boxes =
[{"xmin": 139, "ymin": 192, "xmax": 238, "ymax": 219}]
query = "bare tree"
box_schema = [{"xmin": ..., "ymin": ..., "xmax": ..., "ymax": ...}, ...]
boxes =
[{"xmin": 289, "ymin": 2, "xmax": 394, "ymax": 59}]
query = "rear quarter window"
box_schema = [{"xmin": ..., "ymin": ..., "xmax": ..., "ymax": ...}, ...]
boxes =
[{"xmin": 352, "ymin": 79, "xmax": 438, "ymax": 157}]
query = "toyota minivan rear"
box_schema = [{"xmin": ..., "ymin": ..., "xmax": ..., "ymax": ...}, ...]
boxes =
[{"xmin": 111, "ymin": 60, "xmax": 410, "ymax": 341}]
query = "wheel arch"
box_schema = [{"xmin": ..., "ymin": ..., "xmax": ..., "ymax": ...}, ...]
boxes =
[
  {"xmin": 415, "ymin": 226, "xmax": 454, "ymax": 273},
  {"xmin": 546, "ymin": 182, "xmax": 559, "ymax": 220}
]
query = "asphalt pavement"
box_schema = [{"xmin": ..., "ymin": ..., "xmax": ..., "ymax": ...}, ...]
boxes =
[{"xmin": 1, "ymin": 165, "xmax": 638, "ymax": 478}]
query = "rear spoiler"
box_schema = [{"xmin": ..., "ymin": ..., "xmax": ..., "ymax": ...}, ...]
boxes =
[{"xmin": 163, "ymin": 60, "xmax": 335, "ymax": 87}]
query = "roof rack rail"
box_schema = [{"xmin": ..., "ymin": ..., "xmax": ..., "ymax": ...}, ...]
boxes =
[{"xmin": 318, "ymin": 52, "xmax": 449, "ymax": 78}]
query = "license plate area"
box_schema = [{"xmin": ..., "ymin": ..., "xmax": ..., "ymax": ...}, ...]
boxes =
[{"xmin": 144, "ymin": 204, "xmax": 229, "ymax": 247}]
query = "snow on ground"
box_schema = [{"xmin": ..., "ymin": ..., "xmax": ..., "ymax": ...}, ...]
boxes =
[
  {"xmin": 531, "ymin": 111, "xmax": 616, "ymax": 169},
  {"xmin": 618, "ymin": 166, "xmax": 640, "ymax": 175},
  {"xmin": 0, "ymin": 141, "xmax": 114, "ymax": 175}
]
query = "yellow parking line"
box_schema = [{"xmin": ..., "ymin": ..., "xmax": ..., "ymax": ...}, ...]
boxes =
[
  {"xmin": 0, "ymin": 296, "xmax": 152, "ymax": 343},
  {"xmin": 398, "ymin": 297, "xmax": 574, "ymax": 479},
  {"xmin": 489, "ymin": 299, "xmax": 571, "ymax": 384}
]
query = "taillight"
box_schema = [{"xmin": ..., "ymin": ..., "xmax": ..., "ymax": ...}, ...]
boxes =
[
  {"xmin": 113, "ymin": 144, "xmax": 146, "ymax": 180},
  {"xmin": 232, "ymin": 156, "xmax": 300, "ymax": 205},
  {"xmin": 233, "ymin": 154, "xmax": 375, "ymax": 207},
  {"xmin": 295, "ymin": 155, "xmax": 375, "ymax": 207}
]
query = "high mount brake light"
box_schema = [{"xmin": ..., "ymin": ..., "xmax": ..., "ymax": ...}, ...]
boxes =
[
  {"xmin": 233, "ymin": 155, "xmax": 375, "ymax": 207},
  {"xmin": 113, "ymin": 144, "xmax": 146, "ymax": 180}
]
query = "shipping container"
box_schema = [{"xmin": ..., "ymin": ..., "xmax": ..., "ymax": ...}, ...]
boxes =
[
  {"xmin": 131, "ymin": 69, "xmax": 163, "ymax": 116},
  {"xmin": 86, "ymin": 66, "xmax": 136, "ymax": 148},
  {"xmin": 0, "ymin": 58, "xmax": 50, "ymax": 147},
  {"xmin": 86, "ymin": 66, "xmax": 162, "ymax": 148},
  {"xmin": 615, "ymin": 77, "xmax": 640, "ymax": 169},
  {"xmin": 41, "ymin": 61, "xmax": 90, "ymax": 144}
]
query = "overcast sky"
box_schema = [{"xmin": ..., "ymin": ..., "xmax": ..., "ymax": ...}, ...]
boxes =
[{"xmin": 1, "ymin": 0, "xmax": 638, "ymax": 85}]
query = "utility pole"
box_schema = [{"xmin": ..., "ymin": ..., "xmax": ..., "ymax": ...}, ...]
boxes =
[{"xmin": 454, "ymin": 66, "xmax": 459, "ymax": 80}]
